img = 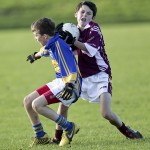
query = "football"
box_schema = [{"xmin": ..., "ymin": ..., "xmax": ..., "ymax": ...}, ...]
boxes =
[{"xmin": 62, "ymin": 23, "xmax": 80, "ymax": 40}]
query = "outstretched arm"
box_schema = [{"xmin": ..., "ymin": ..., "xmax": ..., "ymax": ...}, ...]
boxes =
[
  {"xmin": 26, "ymin": 51, "xmax": 41, "ymax": 63},
  {"xmin": 26, "ymin": 47, "xmax": 49, "ymax": 63}
]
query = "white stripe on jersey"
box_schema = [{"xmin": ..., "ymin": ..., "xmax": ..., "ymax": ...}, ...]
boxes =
[
  {"xmin": 85, "ymin": 43, "xmax": 108, "ymax": 72},
  {"xmin": 95, "ymin": 50, "xmax": 108, "ymax": 71},
  {"xmin": 92, "ymin": 26, "xmax": 99, "ymax": 31}
]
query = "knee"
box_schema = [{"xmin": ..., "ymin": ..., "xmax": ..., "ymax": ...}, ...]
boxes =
[
  {"xmin": 101, "ymin": 111, "xmax": 112, "ymax": 120},
  {"xmin": 32, "ymin": 99, "xmax": 44, "ymax": 113},
  {"xmin": 32, "ymin": 100, "xmax": 39, "ymax": 112},
  {"xmin": 23, "ymin": 95, "xmax": 32, "ymax": 109}
]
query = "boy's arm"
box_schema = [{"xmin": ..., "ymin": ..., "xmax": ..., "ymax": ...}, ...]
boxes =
[
  {"xmin": 26, "ymin": 51, "xmax": 41, "ymax": 63},
  {"xmin": 55, "ymin": 23, "xmax": 88, "ymax": 52},
  {"xmin": 74, "ymin": 40, "xmax": 88, "ymax": 52},
  {"xmin": 26, "ymin": 47, "xmax": 49, "ymax": 63}
]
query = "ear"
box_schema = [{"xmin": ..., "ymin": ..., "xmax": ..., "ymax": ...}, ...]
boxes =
[
  {"xmin": 75, "ymin": 12, "xmax": 77, "ymax": 18},
  {"xmin": 43, "ymin": 34, "xmax": 48, "ymax": 39}
]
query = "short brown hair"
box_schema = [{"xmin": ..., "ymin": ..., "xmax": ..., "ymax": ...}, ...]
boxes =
[
  {"xmin": 76, "ymin": 1, "xmax": 97, "ymax": 19},
  {"xmin": 31, "ymin": 17, "xmax": 55, "ymax": 36}
]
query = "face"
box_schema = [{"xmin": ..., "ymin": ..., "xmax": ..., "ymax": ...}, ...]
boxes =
[
  {"xmin": 75, "ymin": 5, "xmax": 93, "ymax": 29},
  {"xmin": 33, "ymin": 31, "xmax": 49, "ymax": 46}
]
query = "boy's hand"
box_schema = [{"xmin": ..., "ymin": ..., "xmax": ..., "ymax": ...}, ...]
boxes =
[
  {"xmin": 26, "ymin": 52, "xmax": 41, "ymax": 63},
  {"xmin": 55, "ymin": 23, "xmax": 64, "ymax": 33},
  {"xmin": 61, "ymin": 83, "xmax": 74, "ymax": 100},
  {"xmin": 55, "ymin": 23, "xmax": 76, "ymax": 45},
  {"xmin": 60, "ymin": 31, "xmax": 76, "ymax": 45},
  {"xmin": 26, "ymin": 54, "xmax": 35, "ymax": 63}
]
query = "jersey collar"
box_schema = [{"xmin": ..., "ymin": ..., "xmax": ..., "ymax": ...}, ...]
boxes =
[{"xmin": 45, "ymin": 33, "xmax": 59, "ymax": 49}]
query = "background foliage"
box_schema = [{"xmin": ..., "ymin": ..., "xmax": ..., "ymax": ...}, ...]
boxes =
[{"xmin": 0, "ymin": 0, "xmax": 150, "ymax": 29}]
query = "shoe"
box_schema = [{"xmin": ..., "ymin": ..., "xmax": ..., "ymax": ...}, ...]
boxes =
[
  {"xmin": 124, "ymin": 126, "xmax": 143, "ymax": 139},
  {"xmin": 49, "ymin": 138, "xmax": 60, "ymax": 145},
  {"xmin": 29, "ymin": 133, "xmax": 51, "ymax": 147},
  {"xmin": 59, "ymin": 122, "xmax": 80, "ymax": 146}
]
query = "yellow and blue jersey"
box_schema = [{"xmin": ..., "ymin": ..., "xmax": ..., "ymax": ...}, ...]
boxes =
[{"xmin": 42, "ymin": 33, "xmax": 81, "ymax": 84}]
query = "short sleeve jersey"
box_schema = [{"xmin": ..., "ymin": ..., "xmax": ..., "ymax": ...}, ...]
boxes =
[{"xmin": 77, "ymin": 21, "xmax": 112, "ymax": 78}]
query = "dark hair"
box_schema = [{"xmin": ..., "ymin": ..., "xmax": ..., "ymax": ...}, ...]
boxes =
[
  {"xmin": 76, "ymin": 1, "xmax": 97, "ymax": 18},
  {"xmin": 31, "ymin": 17, "xmax": 55, "ymax": 36}
]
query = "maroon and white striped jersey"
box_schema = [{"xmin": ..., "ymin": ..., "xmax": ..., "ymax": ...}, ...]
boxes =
[{"xmin": 77, "ymin": 21, "xmax": 112, "ymax": 78}]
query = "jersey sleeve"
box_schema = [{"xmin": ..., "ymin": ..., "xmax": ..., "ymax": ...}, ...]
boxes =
[
  {"xmin": 85, "ymin": 23, "xmax": 105, "ymax": 56},
  {"xmin": 39, "ymin": 46, "xmax": 49, "ymax": 57}
]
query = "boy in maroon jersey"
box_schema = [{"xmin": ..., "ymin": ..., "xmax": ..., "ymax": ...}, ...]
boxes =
[{"xmin": 52, "ymin": 0, "xmax": 143, "ymax": 144}]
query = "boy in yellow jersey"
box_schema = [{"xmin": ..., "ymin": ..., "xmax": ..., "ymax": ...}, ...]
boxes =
[{"xmin": 24, "ymin": 17, "xmax": 82, "ymax": 147}]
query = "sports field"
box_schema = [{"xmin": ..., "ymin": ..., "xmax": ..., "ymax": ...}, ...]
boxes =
[{"xmin": 0, "ymin": 23, "xmax": 150, "ymax": 150}]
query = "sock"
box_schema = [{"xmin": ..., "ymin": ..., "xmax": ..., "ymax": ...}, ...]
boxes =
[
  {"xmin": 33, "ymin": 123, "xmax": 45, "ymax": 138},
  {"xmin": 118, "ymin": 122, "xmax": 127, "ymax": 134},
  {"xmin": 55, "ymin": 115, "xmax": 72, "ymax": 131},
  {"xmin": 54, "ymin": 129, "xmax": 63, "ymax": 141}
]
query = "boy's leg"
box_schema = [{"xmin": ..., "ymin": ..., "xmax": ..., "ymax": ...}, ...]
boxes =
[
  {"xmin": 24, "ymin": 84, "xmax": 59, "ymax": 147},
  {"xmin": 24, "ymin": 84, "xmax": 57, "ymax": 124},
  {"xmin": 52, "ymin": 103, "xmax": 68, "ymax": 144},
  {"xmin": 55, "ymin": 115, "xmax": 80, "ymax": 147},
  {"xmin": 24, "ymin": 91, "xmax": 41, "ymax": 125},
  {"xmin": 32, "ymin": 95, "xmax": 59, "ymax": 121},
  {"xmin": 23, "ymin": 90, "xmax": 50, "ymax": 147},
  {"xmin": 33, "ymin": 93, "xmax": 79, "ymax": 147},
  {"xmin": 100, "ymin": 93, "xmax": 143, "ymax": 139},
  {"xmin": 100, "ymin": 93, "xmax": 122, "ymax": 127}
]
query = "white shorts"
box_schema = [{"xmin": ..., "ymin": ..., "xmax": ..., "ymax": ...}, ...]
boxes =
[
  {"xmin": 46, "ymin": 78, "xmax": 80, "ymax": 107},
  {"xmin": 80, "ymin": 72, "xmax": 112, "ymax": 103}
]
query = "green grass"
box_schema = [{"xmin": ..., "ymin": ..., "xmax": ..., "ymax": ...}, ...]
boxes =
[{"xmin": 0, "ymin": 23, "xmax": 150, "ymax": 150}]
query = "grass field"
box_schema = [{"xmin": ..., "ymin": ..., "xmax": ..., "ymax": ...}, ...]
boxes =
[{"xmin": 0, "ymin": 23, "xmax": 150, "ymax": 150}]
